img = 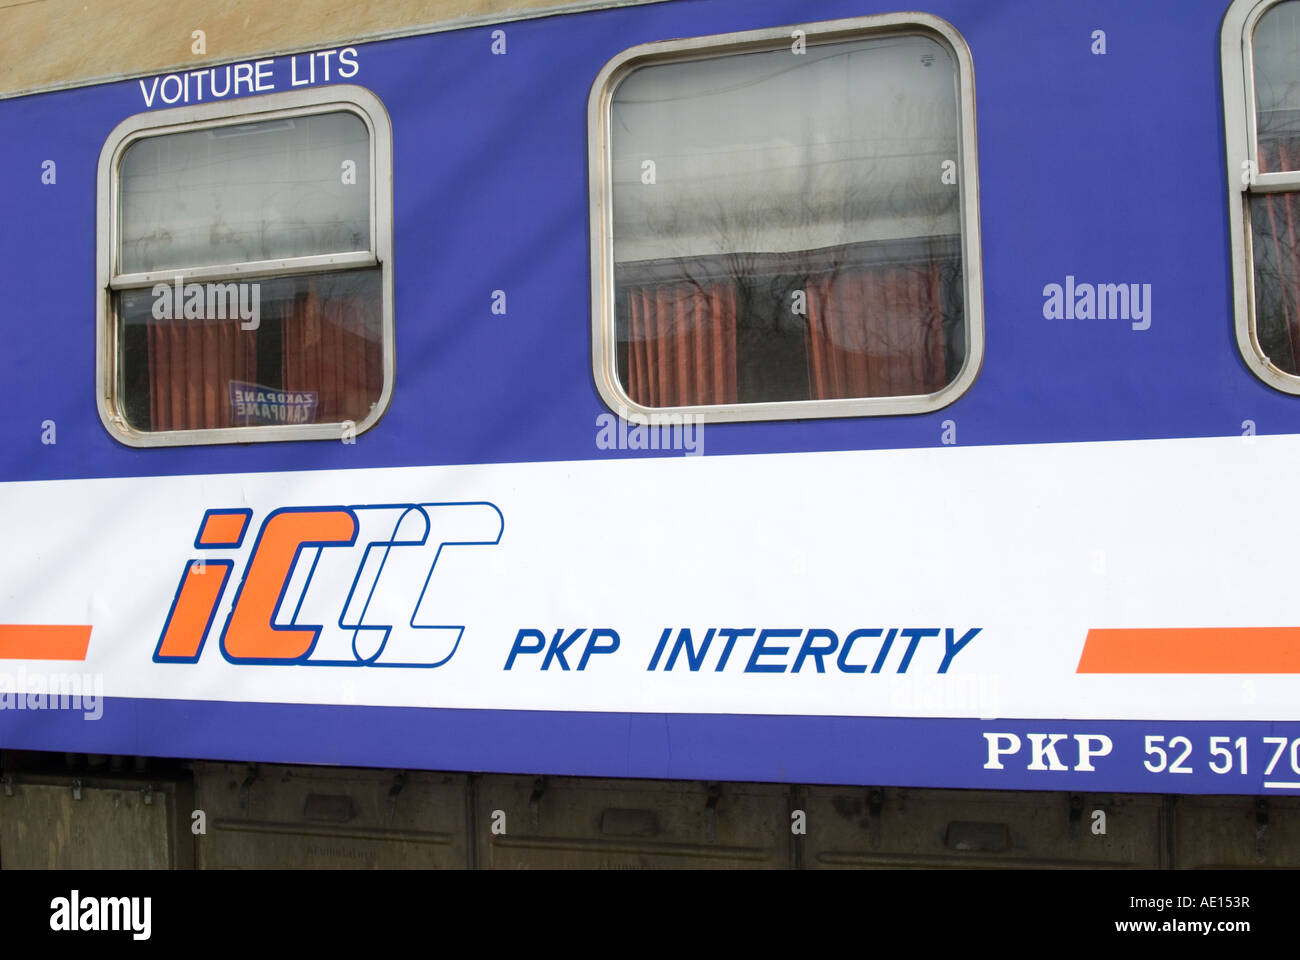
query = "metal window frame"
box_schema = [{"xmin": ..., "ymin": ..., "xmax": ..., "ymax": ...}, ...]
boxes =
[
  {"xmin": 95, "ymin": 84, "xmax": 395, "ymax": 447},
  {"xmin": 1223, "ymin": 0, "xmax": 1300, "ymax": 394},
  {"xmin": 586, "ymin": 12, "xmax": 984, "ymax": 424}
]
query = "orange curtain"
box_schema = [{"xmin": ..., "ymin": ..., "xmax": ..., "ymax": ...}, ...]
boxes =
[
  {"xmin": 280, "ymin": 290, "xmax": 382, "ymax": 424},
  {"xmin": 146, "ymin": 280, "xmax": 382, "ymax": 431},
  {"xmin": 621, "ymin": 254, "xmax": 951, "ymax": 407},
  {"xmin": 624, "ymin": 279, "xmax": 738, "ymax": 407},
  {"xmin": 146, "ymin": 318, "xmax": 257, "ymax": 430},
  {"xmin": 804, "ymin": 262, "xmax": 947, "ymax": 400}
]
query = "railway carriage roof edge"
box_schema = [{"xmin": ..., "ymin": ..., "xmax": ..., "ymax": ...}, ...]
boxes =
[{"xmin": 0, "ymin": 0, "xmax": 671, "ymax": 100}]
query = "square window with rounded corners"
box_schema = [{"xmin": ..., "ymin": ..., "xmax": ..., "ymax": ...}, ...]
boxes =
[
  {"xmin": 1222, "ymin": 0, "xmax": 1300, "ymax": 393},
  {"xmin": 587, "ymin": 13, "xmax": 983, "ymax": 423},
  {"xmin": 96, "ymin": 85, "xmax": 394, "ymax": 446}
]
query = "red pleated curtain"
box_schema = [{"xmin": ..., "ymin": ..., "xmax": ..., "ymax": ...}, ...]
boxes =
[
  {"xmin": 280, "ymin": 290, "xmax": 383, "ymax": 424},
  {"xmin": 805, "ymin": 261, "xmax": 947, "ymax": 400},
  {"xmin": 146, "ymin": 282, "xmax": 381, "ymax": 430},
  {"xmin": 621, "ymin": 254, "xmax": 950, "ymax": 408},
  {"xmin": 146, "ymin": 317, "xmax": 257, "ymax": 430},
  {"xmin": 624, "ymin": 279, "xmax": 739, "ymax": 407}
]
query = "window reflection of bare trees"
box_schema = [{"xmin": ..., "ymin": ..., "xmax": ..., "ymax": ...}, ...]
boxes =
[
  {"xmin": 613, "ymin": 85, "xmax": 965, "ymax": 405},
  {"xmin": 1253, "ymin": 0, "xmax": 1300, "ymax": 174},
  {"xmin": 1251, "ymin": 191, "xmax": 1300, "ymax": 374},
  {"xmin": 1250, "ymin": 4, "xmax": 1300, "ymax": 373}
]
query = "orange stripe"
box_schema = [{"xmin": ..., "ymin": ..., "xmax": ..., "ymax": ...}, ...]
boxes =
[
  {"xmin": 1078, "ymin": 627, "xmax": 1300, "ymax": 673},
  {"xmin": 0, "ymin": 625, "xmax": 92, "ymax": 661}
]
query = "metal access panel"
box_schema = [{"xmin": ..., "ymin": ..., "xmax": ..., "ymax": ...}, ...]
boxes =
[
  {"xmin": 798, "ymin": 787, "xmax": 1167, "ymax": 869},
  {"xmin": 1172, "ymin": 796, "xmax": 1300, "ymax": 868},
  {"xmin": 476, "ymin": 776, "xmax": 791, "ymax": 869},
  {"xmin": 0, "ymin": 773, "xmax": 194, "ymax": 869},
  {"xmin": 192, "ymin": 763, "xmax": 470, "ymax": 868}
]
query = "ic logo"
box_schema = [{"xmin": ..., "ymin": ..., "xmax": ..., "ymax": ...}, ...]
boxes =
[{"xmin": 154, "ymin": 503, "xmax": 503, "ymax": 667}]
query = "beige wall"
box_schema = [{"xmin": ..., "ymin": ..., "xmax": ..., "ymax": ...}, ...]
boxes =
[{"xmin": 0, "ymin": 0, "xmax": 659, "ymax": 97}]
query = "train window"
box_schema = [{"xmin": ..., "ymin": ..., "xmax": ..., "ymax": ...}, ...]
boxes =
[
  {"xmin": 588, "ymin": 14, "xmax": 983, "ymax": 422},
  {"xmin": 1224, "ymin": 0, "xmax": 1300, "ymax": 393},
  {"xmin": 96, "ymin": 86, "xmax": 394, "ymax": 446}
]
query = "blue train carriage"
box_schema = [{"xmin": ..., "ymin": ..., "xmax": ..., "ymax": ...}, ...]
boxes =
[{"xmin": 1, "ymin": 0, "xmax": 1299, "ymax": 805}]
